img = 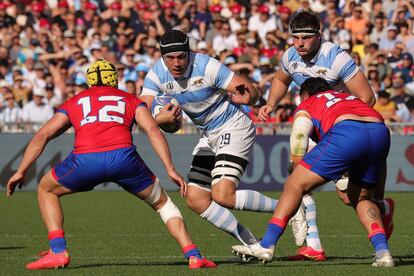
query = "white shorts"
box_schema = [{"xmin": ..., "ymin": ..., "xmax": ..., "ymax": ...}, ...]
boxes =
[{"xmin": 188, "ymin": 115, "xmax": 255, "ymax": 191}]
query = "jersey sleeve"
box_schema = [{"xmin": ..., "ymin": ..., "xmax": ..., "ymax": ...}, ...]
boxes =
[
  {"xmin": 332, "ymin": 50, "xmax": 359, "ymax": 82},
  {"xmin": 141, "ymin": 69, "xmax": 163, "ymax": 96},
  {"xmin": 280, "ymin": 48, "xmax": 291, "ymax": 75},
  {"xmin": 204, "ymin": 57, "xmax": 234, "ymax": 89},
  {"xmin": 56, "ymin": 99, "xmax": 71, "ymax": 116}
]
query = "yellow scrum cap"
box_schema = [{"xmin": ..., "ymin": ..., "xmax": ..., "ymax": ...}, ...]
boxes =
[{"xmin": 86, "ymin": 60, "xmax": 118, "ymax": 88}]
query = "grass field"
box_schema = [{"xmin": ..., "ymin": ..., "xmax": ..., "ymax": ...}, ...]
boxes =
[{"xmin": 1, "ymin": 191, "xmax": 413, "ymax": 275}]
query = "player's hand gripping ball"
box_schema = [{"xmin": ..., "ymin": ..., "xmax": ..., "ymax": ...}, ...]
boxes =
[{"xmin": 151, "ymin": 95, "xmax": 183, "ymax": 133}]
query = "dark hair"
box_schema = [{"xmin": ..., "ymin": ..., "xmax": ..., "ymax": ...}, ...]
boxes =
[
  {"xmin": 299, "ymin": 77, "xmax": 333, "ymax": 96},
  {"xmin": 377, "ymin": 90, "xmax": 390, "ymax": 99},
  {"xmin": 289, "ymin": 11, "xmax": 321, "ymax": 35},
  {"xmin": 159, "ymin": 30, "xmax": 190, "ymax": 56}
]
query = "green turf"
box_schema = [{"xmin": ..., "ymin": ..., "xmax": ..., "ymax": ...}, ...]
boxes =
[{"xmin": 1, "ymin": 191, "xmax": 413, "ymax": 275}]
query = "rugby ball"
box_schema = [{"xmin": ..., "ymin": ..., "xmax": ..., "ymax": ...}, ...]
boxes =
[{"xmin": 151, "ymin": 95, "xmax": 183, "ymax": 133}]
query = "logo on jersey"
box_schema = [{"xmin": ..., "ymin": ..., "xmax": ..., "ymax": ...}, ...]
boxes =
[
  {"xmin": 192, "ymin": 78, "xmax": 204, "ymax": 87},
  {"xmin": 316, "ymin": 69, "xmax": 327, "ymax": 76},
  {"xmin": 293, "ymin": 62, "xmax": 298, "ymax": 70},
  {"xmin": 166, "ymin": 82, "xmax": 174, "ymax": 91}
]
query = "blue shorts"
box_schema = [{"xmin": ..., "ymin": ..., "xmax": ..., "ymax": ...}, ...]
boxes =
[
  {"xmin": 52, "ymin": 146, "xmax": 156, "ymax": 193},
  {"xmin": 301, "ymin": 121, "xmax": 390, "ymax": 188}
]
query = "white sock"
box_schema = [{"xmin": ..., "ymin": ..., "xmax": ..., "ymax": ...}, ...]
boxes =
[
  {"xmin": 302, "ymin": 194, "xmax": 323, "ymax": 251},
  {"xmin": 200, "ymin": 201, "xmax": 258, "ymax": 245},
  {"xmin": 234, "ymin": 190, "xmax": 277, "ymax": 212}
]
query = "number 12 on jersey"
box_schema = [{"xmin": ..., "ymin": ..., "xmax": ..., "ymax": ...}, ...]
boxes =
[
  {"xmin": 317, "ymin": 92, "xmax": 356, "ymax": 108},
  {"xmin": 78, "ymin": 96, "xmax": 126, "ymax": 126}
]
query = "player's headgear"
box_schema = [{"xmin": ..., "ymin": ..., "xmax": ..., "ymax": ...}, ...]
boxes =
[
  {"xmin": 300, "ymin": 77, "xmax": 333, "ymax": 96},
  {"xmin": 289, "ymin": 10, "xmax": 321, "ymax": 36},
  {"xmin": 159, "ymin": 30, "xmax": 190, "ymax": 56},
  {"xmin": 86, "ymin": 59, "xmax": 118, "ymax": 88}
]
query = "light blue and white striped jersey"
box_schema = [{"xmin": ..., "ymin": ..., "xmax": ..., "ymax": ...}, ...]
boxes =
[
  {"xmin": 141, "ymin": 52, "xmax": 249, "ymax": 132},
  {"xmin": 281, "ymin": 40, "xmax": 359, "ymax": 89}
]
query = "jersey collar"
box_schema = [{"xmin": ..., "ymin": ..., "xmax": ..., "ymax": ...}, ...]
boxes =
[{"xmin": 305, "ymin": 37, "xmax": 324, "ymax": 65}]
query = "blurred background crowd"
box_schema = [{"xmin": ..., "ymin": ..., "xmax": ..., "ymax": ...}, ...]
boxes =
[{"xmin": 0, "ymin": 0, "xmax": 413, "ymax": 134}]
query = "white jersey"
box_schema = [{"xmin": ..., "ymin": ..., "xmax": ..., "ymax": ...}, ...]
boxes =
[
  {"xmin": 142, "ymin": 52, "xmax": 250, "ymax": 133},
  {"xmin": 281, "ymin": 40, "xmax": 359, "ymax": 90}
]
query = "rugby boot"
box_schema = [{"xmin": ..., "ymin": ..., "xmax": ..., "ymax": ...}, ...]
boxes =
[
  {"xmin": 372, "ymin": 252, "xmax": 395, "ymax": 267},
  {"xmin": 232, "ymin": 242, "xmax": 274, "ymax": 264},
  {"xmin": 383, "ymin": 198, "xmax": 395, "ymax": 240},
  {"xmin": 287, "ymin": 246, "xmax": 326, "ymax": 261},
  {"xmin": 188, "ymin": 256, "xmax": 217, "ymax": 269},
  {"xmin": 26, "ymin": 250, "xmax": 70, "ymax": 270}
]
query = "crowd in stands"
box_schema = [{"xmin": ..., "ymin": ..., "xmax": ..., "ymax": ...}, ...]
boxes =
[{"xmin": 0, "ymin": 0, "xmax": 413, "ymax": 134}]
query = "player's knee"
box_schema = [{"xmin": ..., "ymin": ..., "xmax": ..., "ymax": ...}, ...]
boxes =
[
  {"xmin": 37, "ymin": 173, "xmax": 64, "ymax": 196},
  {"xmin": 185, "ymin": 195, "xmax": 197, "ymax": 210},
  {"xmin": 157, "ymin": 196, "xmax": 183, "ymax": 223},
  {"xmin": 211, "ymin": 189, "xmax": 235, "ymax": 208},
  {"xmin": 185, "ymin": 190, "xmax": 208, "ymax": 214}
]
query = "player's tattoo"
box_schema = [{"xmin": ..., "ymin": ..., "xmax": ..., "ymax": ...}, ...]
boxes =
[
  {"xmin": 235, "ymin": 84, "xmax": 249, "ymax": 95},
  {"xmin": 367, "ymin": 207, "xmax": 379, "ymax": 219}
]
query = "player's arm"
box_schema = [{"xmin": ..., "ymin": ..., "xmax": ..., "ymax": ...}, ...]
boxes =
[
  {"xmin": 225, "ymin": 74, "xmax": 259, "ymax": 105},
  {"xmin": 290, "ymin": 112, "xmax": 313, "ymax": 168},
  {"xmin": 344, "ymin": 70, "xmax": 376, "ymax": 107},
  {"xmin": 7, "ymin": 113, "xmax": 71, "ymax": 196},
  {"xmin": 258, "ymin": 68, "xmax": 292, "ymax": 121},
  {"xmin": 134, "ymin": 105, "xmax": 187, "ymax": 195}
]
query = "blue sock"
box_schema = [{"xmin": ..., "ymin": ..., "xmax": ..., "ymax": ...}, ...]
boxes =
[
  {"xmin": 260, "ymin": 218, "xmax": 287, "ymax": 249},
  {"xmin": 183, "ymin": 244, "xmax": 202, "ymax": 260},
  {"xmin": 369, "ymin": 224, "xmax": 390, "ymax": 258},
  {"xmin": 48, "ymin": 230, "xmax": 66, "ymax": 253},
  {"xmin": 370, "ymin": 233, "xmax": 389, "ymax": 252}
]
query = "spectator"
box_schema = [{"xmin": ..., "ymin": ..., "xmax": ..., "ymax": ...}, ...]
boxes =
[
  {"xmin": 0, "ymin": 2, "xmax": 15, "ymax": 28},
  {"xmin": 22, "ymin": 87, "xmax": 54, "ymax": 127},
  {"xmin": 159, "ymin": 1, "xmax": 180, "ymax": 31},
  {"xmin": 373, "ymin": 90, "xmax": 400, "ymax": 122},
  {"xmin": 12, "ymin": 74, "xmax": 32, "ymax": 107},
  {"xmin": 345, "ymin": 4, "xmax": 369, "ymax": 45},
  {"xmin": 0, "ymin": 92, "xmax": 23, "ymax": 132},
  {"xmin": 397, "ymin": 22, "xmax": 414, "ymax": 53},
  {"xmin": 196, "ymin": 41, "xmax": 209, "ymax": 55},
  {"xmin": 274, "ymin": 5, "xmax": 291, "ymax": 42},
  {"xmin": 327, "ymin": 16, "xmax": 351, "ymax": 51},
  {"xmin": 193, "ymin": 0, "xmax": 212, "ymax": 40},
  {"xmin": 248, "ymin": 4, "xmax": 277, "ymax": 47},
  {"xmin": 390, "ymin": 73, "xmax": 413, "ymax": 122},
  {"xmin": 379, "ymin": 25, "xmax": 401, "ymax": 53},
  {"xmin": 369, "ymin": 15, "xmax": 386, "ymax": 44},
  {"xmin": 205, "ymin": 14, "xmax": 224, "ymax": 49},
  {"xmin": 374, "ymin": 52, "xmax": 392, "ymax": 81},
  {"xmin": 124, "ymin": 79, "xmax": 137, "ymax": 95},
  {"xmin": 52, "ymin": 1, "xmax": 70, "ymax": 29},
  {"xmin": 228, "ymin": 3, "xmax": 244, "ymax": 33},
  {"xmin": 44, "ymin": 83, "xmax": 61, "ymax": 110},
  {"xmin": 212, "ymin": 21, "xmax": 238, "ymax": 55},
  {"xmin": 367, "ymin": 66, "xmax": 382, "ymax": 93},
  {"xmin": 116, "ymin": 63, "xmax": 128, "ymax": 92},
  {"xmin": 387, "ymin": 42, "xmax": 404, "ymax": 69},
  {"xmin": 393, "ymin": 52, "xmax": 414, "ymax": 84},
  {"xmin": 135, "ymin": 62, "xmax": 150, "ymax": 95}
]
